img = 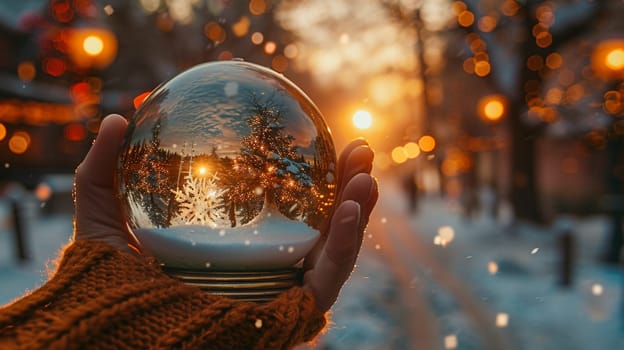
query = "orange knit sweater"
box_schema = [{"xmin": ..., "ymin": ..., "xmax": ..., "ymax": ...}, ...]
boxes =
[{"xmin": 0, "ymin": 240, "xmax": 326, "ymax": 349}]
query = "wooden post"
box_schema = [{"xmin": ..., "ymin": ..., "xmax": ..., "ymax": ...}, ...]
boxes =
[{"xmin": 10, "ymin": 197, "xmax": 29, "ymax": 262}]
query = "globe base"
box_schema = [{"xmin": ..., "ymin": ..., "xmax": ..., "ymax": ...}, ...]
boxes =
[{"xmin": 162, "ymin": 266, "xmax": 303, "ymax": 302}]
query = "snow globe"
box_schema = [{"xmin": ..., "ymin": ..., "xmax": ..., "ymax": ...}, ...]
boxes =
[{"xmin": 117, "ymin": 61, "xmax": 336, "ymax": 301}]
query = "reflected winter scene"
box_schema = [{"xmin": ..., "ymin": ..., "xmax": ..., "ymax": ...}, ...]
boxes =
[{"xmin": 117, "ymin": 61, "xmax": 336, "ymax": 269}]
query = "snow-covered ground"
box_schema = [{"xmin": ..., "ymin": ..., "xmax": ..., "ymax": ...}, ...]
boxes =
[{"xmin": 1, "ymin": 179, "xmax": 623, "ymax": 349}]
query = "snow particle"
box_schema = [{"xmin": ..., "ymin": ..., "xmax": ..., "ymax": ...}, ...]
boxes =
[
  {"xmin": 4, "ymin": 163, "xmax": 9, "ymax": 168},
  {"xmin": 381, "ymin": 217, "xmax": 387, "ymax": 224},
  {"xmin": 375, "ymin": 244, "xmax": 381, "ymax": 250},
  {"xmin": 205, "ymin": 262, "xmax": 211, "ymax": 268},
  {"xmin": 244, "ymin": 240, "xmax": 251, "ymax": 246},
  {"xmin": 253, "ymin": 229, "xmax": 259, "ymax": 235},
  {"xmin": 444, "ymin": 334, "xmax": 458, "ymax": 349},
  {"xmin": 104, "ymin": 4, "xmax": 114, "ymax": 15},
  {"xmin": 488, "ymin": 261, "xmax": 498, "ymax": 275},
  {"xmin": 219, "ymin": 229, "xmax": 226, "ymax": 237},
  {"xmin": 531, "ymin": 247, "xmax": 539, "ymax": 255},
  {"xmin": 254, "ymin": 318, "xmax": 263, "ymax": 329},
  {"xmin": 496, "ymin": 313, "xmax": 509, "ymax": 328},
  {"xmin": 279, "ymin": 245, "xmax": 284, "ymax": 251},
  {"xmin": 592, "ymin": 283, "xmax": 603, "ymax": 296},
  {"xmin": 434, "ymin": 226, "xmax": 455, "ymax": 247},
  {"xmin": 325, "ymin": 172, "xmax": 335, "ymax": 183},
  {"xmin": 287, "ymin": 246, "xmax": 294, "ymax": 253},
  {"xmin": 466, "ymin": 255, "xmax": 473, "ymax": 259},
  {"xmin": 367, "ymin": 233, "xmax": 373, "ymax": 239},
  {"xmin": 224, "ymin": 81, "xmax": 239, "ymax": 97}
]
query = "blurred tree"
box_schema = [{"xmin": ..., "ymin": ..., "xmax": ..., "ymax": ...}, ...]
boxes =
[{"xmin": 460, "ymin": 0, "xmax": 603, "ymax": 223}]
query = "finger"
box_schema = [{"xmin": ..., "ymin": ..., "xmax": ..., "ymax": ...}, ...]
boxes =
[
  {"xmin": 306, "ymin": 142, "xmax": 374, "ymax": 268},
  {"xmin": 304, "ymin": 200, "xmax": 361, "ymax": 312},
  {"xmin": 336, "ymin": 146, "xmax": 374, "ymax": 204},
  {"xmin": 78, "ymin": 114, "xmax": 128, "ymax": 187},
  {"xmin": 340, "ymin": 173, "xmax": 379, "ymax": 232},
  {"xmin": 74, "ymin": 115, "xmax": 135, "ymax": 251},
  {"xmin": 336, "ymin": 139, "xmax": 368, "ymax": 183}
]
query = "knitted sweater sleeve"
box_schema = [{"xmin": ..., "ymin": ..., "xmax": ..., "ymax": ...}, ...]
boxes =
[{"xmin": 0, "ymin": 240, "xmax": 326, "ymax": 350}]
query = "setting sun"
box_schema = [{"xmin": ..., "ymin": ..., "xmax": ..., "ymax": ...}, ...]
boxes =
[{"xmin": 353, "ymin": 110, "xmax": 373, "ymax": 129}]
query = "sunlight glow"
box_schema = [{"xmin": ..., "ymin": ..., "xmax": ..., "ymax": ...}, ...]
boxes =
[{"xmin": 352, "ymin": 110, "xmax": 373, "ymax": 129}]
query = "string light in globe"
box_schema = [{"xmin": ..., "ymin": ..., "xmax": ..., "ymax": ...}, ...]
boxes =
[{"xmin": 117, "ymin": 60, "xmax": 337, "ymax": 301}]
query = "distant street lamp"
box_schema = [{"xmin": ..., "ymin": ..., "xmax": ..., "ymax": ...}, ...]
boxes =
[
  {"xmin": 477, "ymin": 94, "xmax": 507, "ymax": 123},
  {"xmin": 67, "ymin": 27, "xmax": 118, "ymax": 69},
  {"xmin": 592, "ymin": 39, "xmax": 624, "ymax": 80}
]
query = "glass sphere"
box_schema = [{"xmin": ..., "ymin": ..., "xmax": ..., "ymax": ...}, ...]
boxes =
[{"xmin": 117, "ymin": 61, "xmax": 336, "ymax": 271}]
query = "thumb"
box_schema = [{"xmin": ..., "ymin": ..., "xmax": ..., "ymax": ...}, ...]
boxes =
[{"xmin": 74, "ymin": 114, "xmax": 133, "ymax": 252}]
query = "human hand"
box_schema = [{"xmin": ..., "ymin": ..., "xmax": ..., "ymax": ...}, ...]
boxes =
[
  {"xmin": 74, "ymin": 114, "xmax": 379, "ymax": 312},
  {"xmin": 302, "ymin": 139, "xmax": 378, "ymax": 312},
  {"xmin": 73, "ymin": 114, "xmax": 137, "ymax": 254}
]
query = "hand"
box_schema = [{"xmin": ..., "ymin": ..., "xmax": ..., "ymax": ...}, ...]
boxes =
[
  {"xmin": 303, "ymin": 139, "xmax": 378, "ymax": 312},
  {"xmin": 74, "ymin": 114, "xmax": 379, "ymax": 312}
]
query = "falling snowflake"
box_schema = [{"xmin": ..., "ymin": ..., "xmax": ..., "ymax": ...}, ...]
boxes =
[{"xmin": 170, "ymin": 173, "xmax": 228, "ymax": 226}]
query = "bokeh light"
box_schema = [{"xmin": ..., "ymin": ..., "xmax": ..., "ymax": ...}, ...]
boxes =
[
  {"xmin": 418, "ymin": 135, "xmax": 436, "ymax": 152},
  {"xmin": 83, "ymin": 35, "xmax": 104, "ymax": 56},
  {"xmin": 8, "ymin": 131, "xmax": 31, "ymax": 155}
]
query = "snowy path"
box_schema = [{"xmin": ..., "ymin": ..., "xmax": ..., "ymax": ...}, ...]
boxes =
[{"xmin": 368, "ymin": 179, "xmax": 512, "ymax": 350}]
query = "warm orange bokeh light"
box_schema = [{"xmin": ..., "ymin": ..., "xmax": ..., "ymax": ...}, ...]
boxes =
[
  {"xmin": 83, "ymin": 35, "xmax": 104, "ymax": 56},
  {"xmin": 474, "ymin": 61, "xmax": 491, "ymax": 77},
  {"xmin": 484, "ymin": 100, "xmax": 504, "ymax": 121},
  {"xmin": 391, "ymin": 146, "xmax": 408, "ymax": 164},
  {"xmin": 591, "ymin": 40, "xmax": 624, "ymax": 79},
  {"xmin": 605, "ymin": 48, "xmax": 624, "ymax": 71},
  {"xmin": 68, "ymin": 28, "xmax": 118, "ymax": 68},
  {"xmin": 546, "ymin": 52, "xmax": 563, "ymax": 70},
  {"xmin": 17, "ymin": 61, "xmax": 36, "ymax": 82},
  {"xmin": 457, "ymin": 10, "xmax": 474, "ymax": 27},
  {"xmin": 232, "ymin": 16, "xmax": 250, "ymax": 37},
  {"xmin": 204, "ymin": 22, "xmax": 226, "ymax": 43},
  {"xmin": 8, "ymin": 131, "xmax": 31, "ymax": 154},
  {"xmin": 264, "ymin": 41, "xmax": 277, "ymax": 55},
  {"xmin": 418, "ymin": 135, "xmax": 436, "ymax": 152},
  {"xmin": 478, "ymin": 95, "xmax": 507, "ymax": 122},
  {"xmin": 249, "ymin": 0, "xmax": 267, "ymax": 15},
  {"xmin": 35, "ymin": 183, "xmax": 53, "ymax": 202},
  {"xmin": 0, "ymin": 123, "xmax": 6, "ymax": 141},
  {"xmin": 64, "ymin": 124, "xmax": 86, "ymax": 141},
  {"xmin": 404, "ymin": 142, "xmax": 420, "ymax": 159},
  {"xmin": 251, "ymin": 32, "xmax": 264, "ymax": 45}
]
